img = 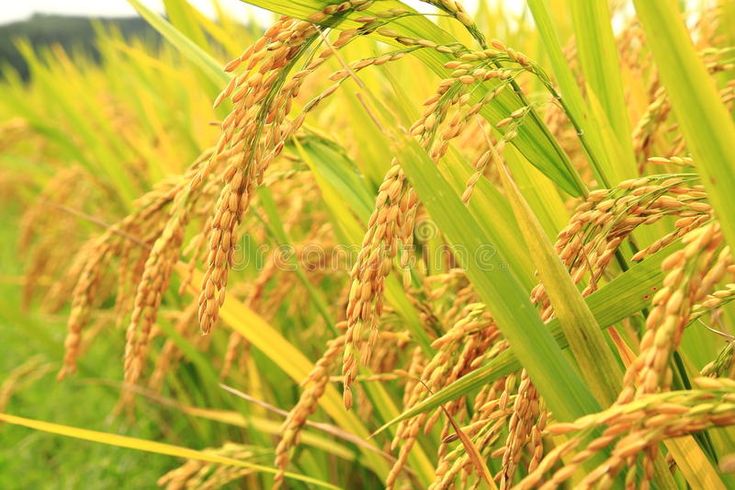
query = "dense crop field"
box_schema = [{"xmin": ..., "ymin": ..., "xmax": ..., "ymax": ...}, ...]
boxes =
[{"xmin": 2, "ymin": 0, "xmax": 735, "ymax": 488}]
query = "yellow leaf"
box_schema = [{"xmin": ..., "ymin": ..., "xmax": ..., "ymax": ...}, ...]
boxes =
[{"xmin": 0, "ymin": 412, "xmax": 338, "ymax": 489}]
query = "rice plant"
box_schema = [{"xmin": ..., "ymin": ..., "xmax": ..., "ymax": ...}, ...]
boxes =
[{"xmin": 2, "ymin": 0, "xmax": 735, "ymax": 488}]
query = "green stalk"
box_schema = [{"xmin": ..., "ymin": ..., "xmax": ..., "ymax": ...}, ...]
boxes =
[
  {"xmin": 570, "ymin": 0, "xmax": 635, "ymax": 167},
  {"xmin": 396, "ymin": 137, "xmax": 600, "ymax": 422},
  {"xmin": 633, "ymin": 0, "xmax": 735, "ymax": 250},
  {"xmin": 526, "ymin": 0, "xmax": 608, "ymax": 185},
  {"xmin": 496, "ymin": 156, "xmax": 623, "ymax": 407}
]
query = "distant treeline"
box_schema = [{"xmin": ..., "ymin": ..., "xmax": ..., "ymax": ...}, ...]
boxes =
[{"xmin": 0, "ymin": 14, "xmax": 160, "ymax": 81}]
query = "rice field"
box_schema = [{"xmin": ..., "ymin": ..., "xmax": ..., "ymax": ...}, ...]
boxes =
[{"xmin": 2, "ymin": 0, "xmax": 735, "ymax": 488}]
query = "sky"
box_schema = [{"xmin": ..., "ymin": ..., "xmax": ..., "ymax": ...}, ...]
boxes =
[{"xmin": 0, "ymin": 0, "xmax": 273, "ymax": 25}]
